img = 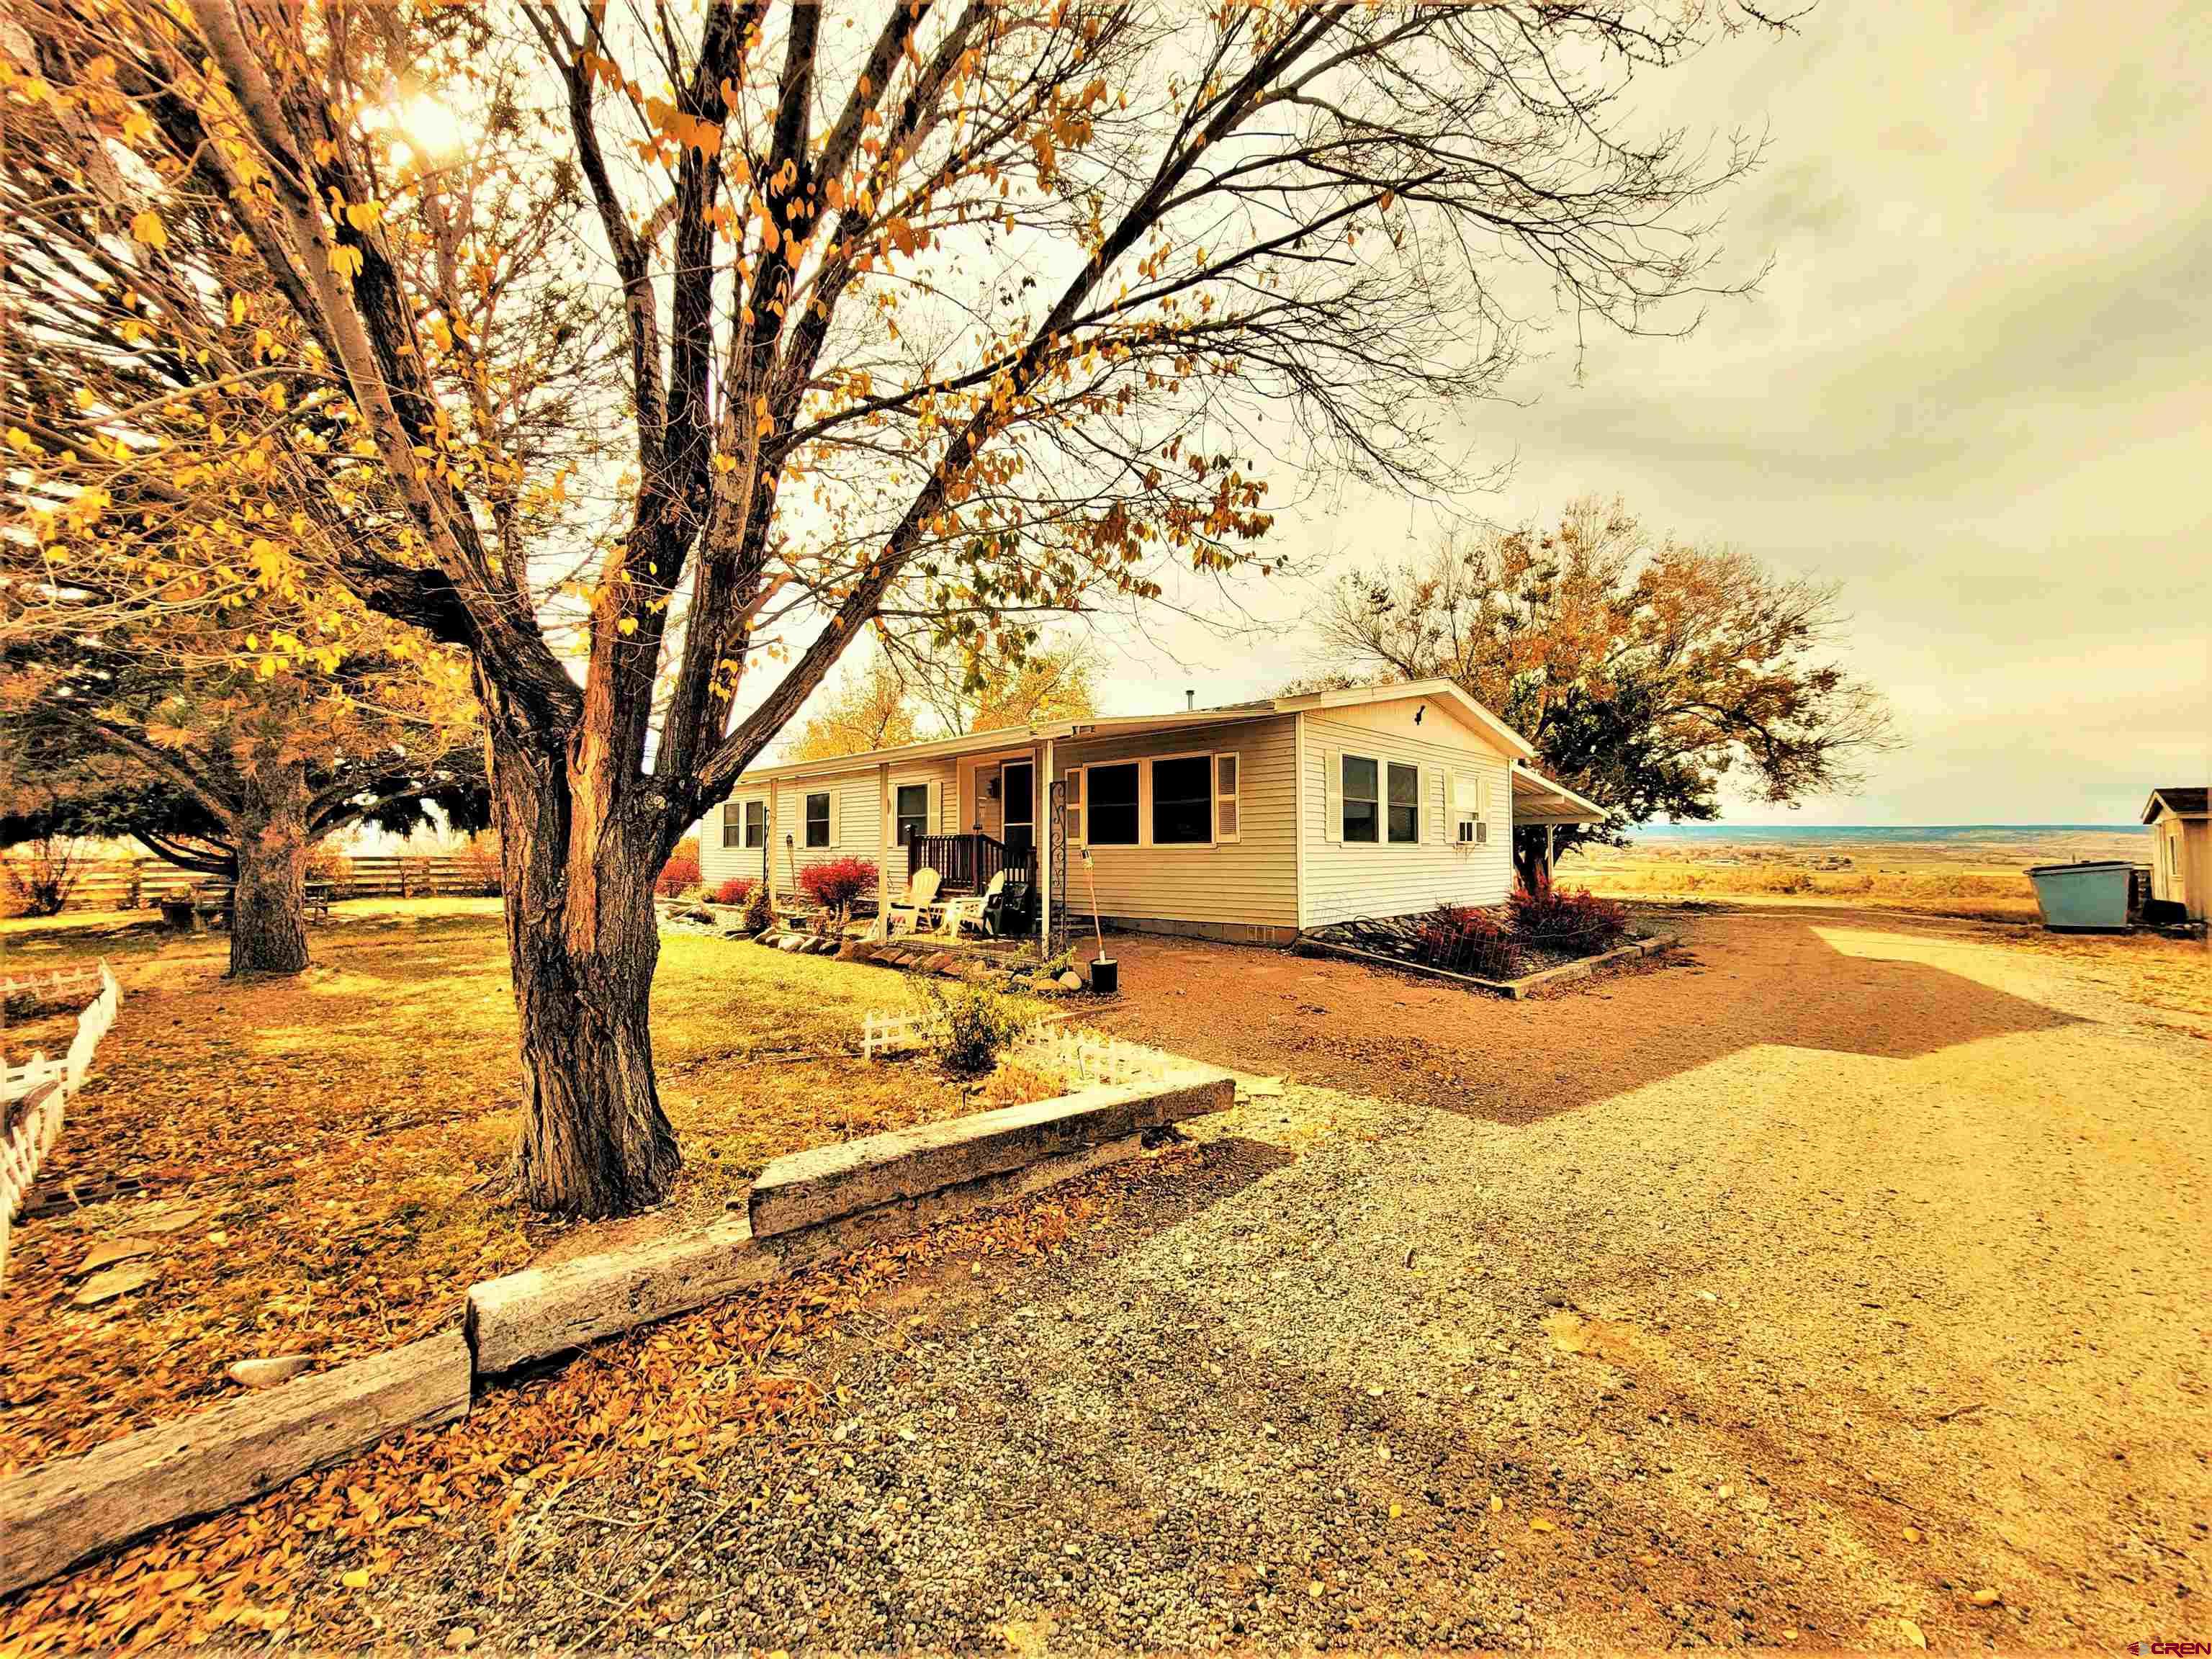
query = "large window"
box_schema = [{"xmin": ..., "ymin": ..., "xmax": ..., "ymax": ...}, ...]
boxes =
[
  {"xmin": 894, "ymin": 783, "xmax": 931, "ymax": 845},
  {"xmin": 1387, "ymin": 762, "xmax": 1421, "ymax": 844},
  {"xmin": 804, "ymin": 791, "xmax": 832, "ymax": 848},
  {"xmin": 1087, "ymin": 763, "xmax": 1141, "ymax": 845},
  {"xmin": 1151, "ymin": 754, "xmax": 1213, "ymax": 845}
]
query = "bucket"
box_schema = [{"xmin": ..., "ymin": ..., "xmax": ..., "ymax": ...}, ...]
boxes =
[
  {"xmin": 1088, "ymin": 955, "xmax": 1118, "ymax": 996},
  {"xmin": 2024, "ymin": 860, "xmax": 2131, "ymax": 931}
]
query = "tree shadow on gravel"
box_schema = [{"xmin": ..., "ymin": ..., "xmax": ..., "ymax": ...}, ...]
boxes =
[{"xmin": 1089, "ymin": 916, "xmax": 2084, "ymax": 1128}]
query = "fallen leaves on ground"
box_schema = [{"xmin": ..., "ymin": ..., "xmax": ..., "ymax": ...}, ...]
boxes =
[
  {"xmin": 1, "ymin": 902, "xmax": 1054, "ymax": 1473},
  {"xmin": 0, "ymin": 1151, "xmax": 1140, "ymax": 1656}
]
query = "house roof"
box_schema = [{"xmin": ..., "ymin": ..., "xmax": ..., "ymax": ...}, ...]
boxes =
[
  {"xmin": 2142, "ymin": 786, "xmax": 2210, "ymax": 822},
  {"xmin": 736, "ymin": 677, "xmax": 1541, "ymax": 786},
  {"xmin": 1511, "ymin": 765, "xmax": 1609, "ymax": 825}
]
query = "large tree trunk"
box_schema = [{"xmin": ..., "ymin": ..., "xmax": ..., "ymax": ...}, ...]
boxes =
[
  {"xmin": 228, "ymin": 757, "xmax": 313, "ymax": 976},
  {"xmin": 485, "ymin": 701, "xmax": 678, "ymax": 1216}
]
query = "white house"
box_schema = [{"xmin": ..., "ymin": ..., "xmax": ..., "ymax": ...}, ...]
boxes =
[{"xmin": 698, "ymin": 679, "xmax": 1605, "ymax": 945}]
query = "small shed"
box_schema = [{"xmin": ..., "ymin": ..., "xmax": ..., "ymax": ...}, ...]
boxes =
[{"xmin": 2141, "ymin": 786, "xmax": 2209, "ymax": 921}]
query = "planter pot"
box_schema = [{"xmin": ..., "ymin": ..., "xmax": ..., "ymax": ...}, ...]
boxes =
[{"xmin": 1088, "ymin": 955, "xmax": 1119, "ymax": 996}]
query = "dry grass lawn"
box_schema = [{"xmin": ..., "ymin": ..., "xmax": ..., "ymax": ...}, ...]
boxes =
[{"xmin": 0, "ymin": 899, "xmax": 1051, "ymax": 1474}]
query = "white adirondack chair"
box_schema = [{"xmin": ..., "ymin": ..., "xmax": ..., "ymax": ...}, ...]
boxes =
[{"xmin": 880, "ymin": 866, "xmax": 943, "ymax": 939}]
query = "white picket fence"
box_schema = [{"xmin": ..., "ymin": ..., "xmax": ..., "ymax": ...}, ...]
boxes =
[
  {"xmin": 2, "ymin": 961, "xmax": 122, "ymax": 1281},
  {"xmin": 1011, "ymin": 1025, "xmax": 1158, "ymax": 1090},
  {"xmin": 0, "ymin": 962, "xmax": 104, "ymax": 1010}
]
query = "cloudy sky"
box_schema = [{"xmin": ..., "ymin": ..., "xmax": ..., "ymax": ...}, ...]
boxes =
[{"xmin": 1074, "ymin": 0, "xmax": 2212, "ymax": 826}]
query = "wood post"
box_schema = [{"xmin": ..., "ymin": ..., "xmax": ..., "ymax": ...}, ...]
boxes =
[
  {"xmin": 1037, "ymin": 737, "xmax": 1055, "ymax": 958},
  {"xmin": 876, "ymin": 763, "xmax": 891, "ymax": 920}
]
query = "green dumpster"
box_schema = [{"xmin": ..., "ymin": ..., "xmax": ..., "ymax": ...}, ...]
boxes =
[{"xmin": 2024, "ymin": 860, "xmax": 2131, "ymax": 931}]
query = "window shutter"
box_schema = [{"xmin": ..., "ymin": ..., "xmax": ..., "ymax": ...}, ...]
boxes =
[
  {"xmin": 827, "ymin": 786, "xmax": 841, "ymax": 848},
  {"xmin": 1215, "ymin": 753, "xmax": 1240, "ymax": 842},
  {"xmin": 1064, "ymin": 768, "xmax": 1084, "ymax": 845},
  {"xmin": 1322, "ymin": 749, "xmax": 1341, "ymax": 843},
  {"xmin": 929, "ymin": 778, "xmax": 945, "ymax": 832}
]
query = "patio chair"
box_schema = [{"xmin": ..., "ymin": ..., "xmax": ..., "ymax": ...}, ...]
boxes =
[
  {"xmin": 984, "ymin": 877, "xmax": 1036, "ymax": 940},
  {"xmin": 879, "ymin": 866, "xmax": 943, "ymax": 939},
  {"xmin": 938, "ymin": 871, "xmax": 1004, "ymax": 940}
]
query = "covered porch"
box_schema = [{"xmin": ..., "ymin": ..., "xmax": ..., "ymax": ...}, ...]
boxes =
[{"xmin": 1511, "ymin": 765, "xmax": 1609, "ymax": 879}]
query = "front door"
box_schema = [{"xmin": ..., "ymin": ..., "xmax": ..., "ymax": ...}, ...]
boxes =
[{"xmin": 1001, "ymin": 761, "xmax": 1035, "ymax": 862}]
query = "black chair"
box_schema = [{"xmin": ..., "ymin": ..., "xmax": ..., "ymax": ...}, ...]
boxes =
[{"xmin": 984, "ymin": 879, "xmax": 1036, "ymax": 939}]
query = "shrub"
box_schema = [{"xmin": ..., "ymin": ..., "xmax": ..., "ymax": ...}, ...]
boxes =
[
  {"xmin": 1, "ymin": 837, "xmax": 88, "ymax": 917},
  {"xmin": 1508, "ymin": 876, "xmax": 1628, "ymax": 950},
  {"xmin": 927, "ymin": 983, "xmax": 1028, "ymax": 1077},
  {"xmin": 797, "ymin": 855, "xmax": 878, "ymax": 915},
  {"xmin": 304, "ymin": 844, "xmax": 356, "ymax": 894},
  {"xmin": 448, "ymin": 834, "xmax": 500, "ymax": 895},
  {"xmin": 655, "ymin": 843, "xmax": 702, "ymax": 897},
  {"xmin": 740, "ymin": 882, "xmax": 774, "ymax": 934},
  {"xmin": 1414, "ymin": 902, "xmax": 1516, "ymax": 977},
  {"xmin": 710, "ymin": 876, "xmax": 755, "ymax": 907}
]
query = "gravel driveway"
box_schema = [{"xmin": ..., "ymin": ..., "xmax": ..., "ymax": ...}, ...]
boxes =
[{"xmin": 354, "ymin": 907, "xmax": 2208, "ymax": 1652}]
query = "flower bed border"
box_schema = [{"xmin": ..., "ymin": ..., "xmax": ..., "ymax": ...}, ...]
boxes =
[
  {"xmin": 1293, "ymin": 930, "xmax": 1676, "ymax": 999},
  {"xmin": 0, "ymin": 1060, "xmax": 1233, "ymax": 1597}
]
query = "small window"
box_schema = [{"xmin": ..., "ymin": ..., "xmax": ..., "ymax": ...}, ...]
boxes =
[
  {"xmin": 1152, "ymin": 755, "xmax": 1213, "ymax": 845},
  {"xmin": 1087, "ymin": 763, "xmax": 1140, "ymax": 846},
  {"xmin": 1455, "ymin": 771, "xmax": 1478, "ymax": 844},
  {"xmin": 724, "ymin": 800, "xmax": 765, "ymax": 849},
  {"xmin": 1387, "ymin": 763, "xmax": 1419, "ymax": 843},
  {"xmin": 804, "ymin": 791, "xmax": 832, "ymax": 848},
  {"xmin": 1215, "ymin": 754, "xmax": 1240, "ymax": 842},
  {"xmin": 1341, "ymin": 755, "xmax": 1378, "ymax": 843},
  {"xmin": 894, "ymin": 783, "xmax": 930, "ymax": 846}
]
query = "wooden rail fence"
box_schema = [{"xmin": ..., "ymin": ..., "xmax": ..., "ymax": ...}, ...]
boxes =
[{"xmin": 32, "ymin": 855, "xmax": 500, "ymax": 914}]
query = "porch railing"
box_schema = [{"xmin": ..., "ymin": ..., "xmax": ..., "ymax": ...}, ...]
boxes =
[{"xmin": 904, "ymin": 830, "xmax": 1035, "ymax": 895}]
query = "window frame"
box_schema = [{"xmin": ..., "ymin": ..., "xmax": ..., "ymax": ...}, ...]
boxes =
[
  {"xmin": 1082, "ymin": 760, "xmax": 1143, "ymax": 848},
  {"xmin": 723, "ymin": 797, "xmax": 768, "ymax": 850},
  {"xmin": 803, "ymin": 789, "xmax": 832, "ymax": 849},
  {"xmin": 1385, "ymin": 760, "xmax": 1421, "ymax": 845},
  {"xmin": 891, "ymin": 780, "xmax": 932, "ymax": 848},
  {"xmin": 1147, "ymin": 750, "xmax": 1217, "ymax": 848},
  {"xmin": 1340, "ymin": 752, "xmax": 1380, "ymax": 845}
]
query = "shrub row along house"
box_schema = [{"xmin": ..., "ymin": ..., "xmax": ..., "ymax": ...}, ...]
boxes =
[{"xmin": 698, "ymin": 680, "xmax": 1603, "ymax": 947}]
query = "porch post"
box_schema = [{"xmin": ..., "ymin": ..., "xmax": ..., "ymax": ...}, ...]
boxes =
[
  {"xmin": 1037, "ymin": 736, "xmax": 1054, "ymax": 959},
  {"xmin": 1545, "ymin": 823, "xmax": 1555, "ymax": 881},
  {"xmin": 877, "ymin": 762, "xmax": 891, "ymax": 921},
  {"xmin": 765, "ymin": 778, "xmax": 778, "ymax": 895}
]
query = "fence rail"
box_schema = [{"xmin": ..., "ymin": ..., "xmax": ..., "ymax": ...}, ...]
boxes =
[{"xmin": 30, "ymin": 854, "xmax": 501, "ymax": 914}]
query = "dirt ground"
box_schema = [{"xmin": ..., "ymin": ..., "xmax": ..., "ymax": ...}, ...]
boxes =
[{"xmin": 32, "ymin": 900, "xmax": 2178, "ymax": 1654}]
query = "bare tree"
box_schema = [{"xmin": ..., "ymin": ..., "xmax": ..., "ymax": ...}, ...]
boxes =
[{"xmin": 4, "ymin": 0, "xmax": 1789, "ymax": 1212}]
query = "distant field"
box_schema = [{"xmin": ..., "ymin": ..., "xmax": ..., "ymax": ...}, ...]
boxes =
[{"xmin": 1562, "ymin": 826, "xmax": 2151, "ymax": 920}]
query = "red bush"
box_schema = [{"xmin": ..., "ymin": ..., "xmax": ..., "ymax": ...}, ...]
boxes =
[
  {"xmin": 1508, "ymin": 876, "xmax": 1627, "ymax": 947},
  {"xmin": 710, "ymin": 877, "xmax": 755, "ymax": 906},
  {"xmin": 1414, "ymin": 902, "xmax": 1515, "ymax": 976},
  {"xmin": 655, "ymin": 848, "xmax": 701, "ymax": 896},
  {"xmin": 797, "ymin": 855, "xmax": 878, "ymax": 914}
]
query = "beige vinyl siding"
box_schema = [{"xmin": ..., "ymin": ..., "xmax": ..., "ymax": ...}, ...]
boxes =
[
  {"xmin": 1061, "ymin": 715, "xmax": 1298, "ymax": 931},
  {"xmin": 2150, "ymin": 808, "xmax": 2209, "ymax": 920},
  {"xmin": 1300, "ymin": 708, "xmax": 1515, "ymax": 928},
  {"xmin": 700, "ymin": 759, "xmax": 961, "ymax": 896},
  {"xmin": 698, "ymin": 791, "xmax": 770, "ymax": 891}
]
